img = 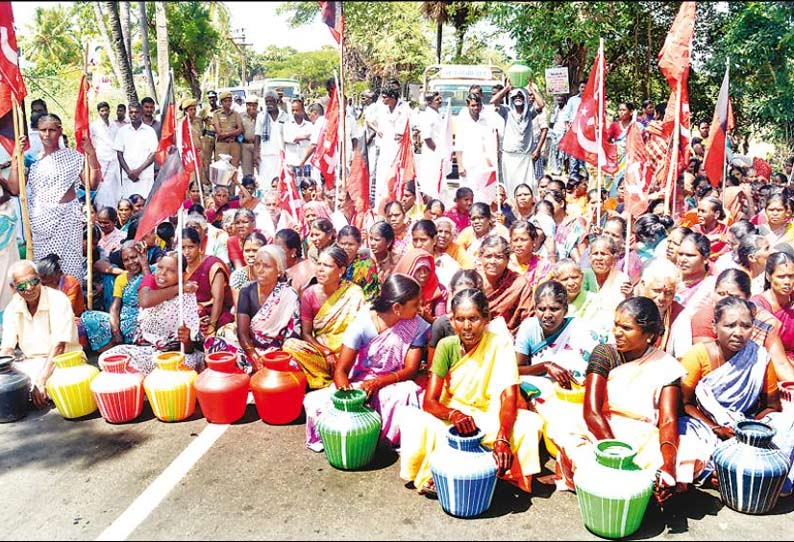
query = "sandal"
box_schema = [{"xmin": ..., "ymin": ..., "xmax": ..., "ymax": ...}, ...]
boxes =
[{"xmin": 418, "ymin": 479, "xmax": 437, "ymax": 497}]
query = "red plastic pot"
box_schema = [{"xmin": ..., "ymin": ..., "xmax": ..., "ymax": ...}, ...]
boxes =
[
  {"xmin": 195, "ymin": 352, "xmax": 250, "ymax": 424},
  {"xmin": 250, "ymin": 351, "xmax": 307, "ymax": 424}
]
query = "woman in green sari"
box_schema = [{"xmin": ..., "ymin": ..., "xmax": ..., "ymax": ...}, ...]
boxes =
[{"xmin": 282, "ymin": 246, "xmax": 368, "ymax": 389}]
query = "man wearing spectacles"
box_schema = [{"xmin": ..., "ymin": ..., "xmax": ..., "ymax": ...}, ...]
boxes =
[{"xmin": 0, "ymin": 260, "xmax": 81, "ymax": 409}]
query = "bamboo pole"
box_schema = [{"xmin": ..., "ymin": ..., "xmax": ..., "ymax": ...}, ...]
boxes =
[
  {"xmin": 595, "ymin": 38, "xmax": 604, "ymax": 227},
  {"xmin": 336, "ymin": 5, "xmax": 346, "ymax": 213},
  {"xmin": 83, "ymin": 45, "xmax": 94, "ymax": 309},
  {"xmin": 721, "ymin": 57, "xmax": 730, "ymax": 200},
  {"xmin": 665, "ymin": 85, "xmax": 682, "ymax": 217},
  {"xmin": 11, "ymin": 98, "xmax": 32, "ymax": 260},
  {"xmin": 177, "ymin": 207, "xmax": 185, "ymax": 354}
]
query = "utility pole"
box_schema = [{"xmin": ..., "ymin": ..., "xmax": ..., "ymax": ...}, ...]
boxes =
[{"xmin": 229, "ymin": 28, "xmax": 252, "ymax": 86}]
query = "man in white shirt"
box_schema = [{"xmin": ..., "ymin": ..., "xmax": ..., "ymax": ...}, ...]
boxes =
[
  {"xmin": 300, "ymin": 103, "xmax": 326, "ymax": 185},
  {"xmin": 455, "ymin": 93, "xmax": 498, "ymax": 203},
  {"xmin": 114, "ymin": 102, "xmax": 158, "ymax": 199},
  {"xmin": 254, "ymin": 91, "xmax": 288, "ymax": 187},
  {"xmin": 371, "ymin": 86, "xmax": 411, "ymax": 205},
  {"xmin": 417, "ymin": 92, "xmax": 444, "ymax": 199},
  {"xmin": 282, "ymin": 98, "xmax": 313, "ymax": 184},
  {"xmin": 91, "ymin": 101, "xmax": 122, "ymax": 209},
  {"xmin": 547, "ymin": 95, "xmax": 568, "ymax": 175},
  {"xmin": 111, "ymin": 103, "xmax": 129, "ymax": 132},
  {"xmin": 563, "ymin": 81, "xmax": 587, "ymax": 177}
]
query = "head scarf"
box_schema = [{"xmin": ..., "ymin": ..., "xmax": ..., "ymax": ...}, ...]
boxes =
[
  {"xmin": 723, "ymin": 185, "xmax": 748, "ymax": 221},
  {"xmin": 394, "ymin": 247, "xmax": 441, "ymax": 303}
]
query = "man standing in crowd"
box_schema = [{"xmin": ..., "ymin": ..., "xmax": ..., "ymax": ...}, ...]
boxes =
[
  {"xmin": 114, "ymin": 101, "xmax": 158, "ymax": 199},
  {"xmin": 141, "ymin": 96, "xmax": 162, "ymax": 139},
  {"xmin": 501, "ymin": 83, "xmax": 544, "ymax": 196},
  {"xmin": 213, "ymin": 91, "xmax": 244, "ymax": 174},
  {"xmin": 301, "ymin": 103, "xmax": 325, "ymax": 184},
  {"xmin": 179, "ymin": 97, "xmax": 204, "ymax": 186},
  {"xmin": 417, "ymin": 91, "xmax": 445, "ymax": 199},
  {"xmin": 371, "ymin": 84, "xmax": 411, "ymax": 205},
  {"xmin": 283, "ymin": 98, "xmax": 313, "ymax": 182},
  {"xmin": 91, "ymin": 101, "xmax": 121, "ymax": 209},
  {"xmin": 529, "ymin": 90, "xmax": 549, "ymax": 182},
  {"xmin": 112, "ymin": 103, "xmax": 129, "ymax": 132},
  {"xmin": 563, "ymin": 80, "xmax": 587, "ymax": 177},
  {"xmin": 547, "ymin": 95, "xmax": 568, "ymax": 175},
  {"xmin": 456, "ymin": 93, "xmax": 497, "ymax": 202},
  {"xmin": 232, "ymin": 94, "xmax": 246, "ymax": 114},
  {"xmin": 240, "ymin": 96, "xmax": 259, "ymax": 178},
  {"xmin": 200, "ymin": 90, "xmax": 220, "ymax": 184},
  {"xmin": 255, "ymin": 91, "xmax": 288, "ymax": 187}
]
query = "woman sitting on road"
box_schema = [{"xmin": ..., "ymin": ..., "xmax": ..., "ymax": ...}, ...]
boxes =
[
  {"xmin": 337, "ymin": 225, "xmax": 380, "ymax": 303},
  {"xmin": 303, "ymin": 273, "xmax": 430, "ymax": 452},
  {"xmin": 282, "ymin": 246, "xmax": 367, "ymax": 389},
  {"xmin": 205, "ymin": 245, "xmax": 300, "ymax": 372},
  {"xmin": 400, "ymin": 288, "xmax": 543, "ymax": 495},
  {"xmin": 274, "ymin": 228, "xmax": 316, "ymax": 296},
  {"xmin": 229, "ymin": 232, "xmax": 267, "ymax": 307},
  {"xmin": 100, "ymin": 252, "xmax": 204, "ymax": 374}
]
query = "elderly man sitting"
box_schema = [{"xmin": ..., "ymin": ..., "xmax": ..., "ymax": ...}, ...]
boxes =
[{"xmin": 0, "ymin": 260, "xmax": 82, "ymax": 408}]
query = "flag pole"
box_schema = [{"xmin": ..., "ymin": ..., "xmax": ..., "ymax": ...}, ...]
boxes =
[
  {"xmin": 83, "ymin": 44, "xmax": 94, "ymax": 309},
  {"xmin": 722, "ymin": 57, "xmax": 730, "ymax": 198},
  {"xmin": 177, "ymin": 207, "xmax": 185, "ymax": 354},
  {"xmin": 185, "ymin": 94, "xmax": 204, "ymax": 205},
  {"xmin": 336, "ymin": 2, "xmax": 346, "ymax": 213},
  {"xmin": 665, "ymin": 85, "xmax": 682, "ymax": 217},
  {"xmin": 596, "ymin": 37, "xmax": 604, "ymax": 227},
  {"xmin": 11, "ymin": 98, "xmax": 32, "ymax": 260}
]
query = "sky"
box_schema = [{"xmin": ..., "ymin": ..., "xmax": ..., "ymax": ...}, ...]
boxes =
[{"xmin": 12, "ymin": 1, "xmax": 336, "ymax": 53}]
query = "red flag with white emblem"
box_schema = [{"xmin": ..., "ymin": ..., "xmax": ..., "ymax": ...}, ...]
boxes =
[
  {"xmin": 311, "ymin": 82, "xmax": 339, "ymax": 190},
  {"xmin": 279, "ymin": 151, "xmax": 303, "ymax": 224},
  {"xmin": 558, "ymin": 48, "xmax": 618, "ymax": 175},
  {"xmin": 385, "ymin": 120, "xmax": 415, "ymax": 202}
]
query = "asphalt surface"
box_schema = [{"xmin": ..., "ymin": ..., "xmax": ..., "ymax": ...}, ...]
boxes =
[{"xmin": 2, "ymin": 399, "xmax": 794, "ymax": 541}]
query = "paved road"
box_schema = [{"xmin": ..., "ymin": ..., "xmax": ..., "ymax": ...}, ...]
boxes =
[{"xmin": 2, "ymin": 401, "xmax": 793, "ymax": 540}]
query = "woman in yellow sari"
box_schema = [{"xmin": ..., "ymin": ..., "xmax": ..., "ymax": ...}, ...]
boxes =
[
  {"xmin": 400, "ymin": 288, "xmax": 543, "ymax": 495},
  {"xmin": 282, "ymin": 246, "xmax": 367, "ymax": 389},
  {"xmin": 552, "ymin": 297, "xmax": 708, "ymax": 503}
]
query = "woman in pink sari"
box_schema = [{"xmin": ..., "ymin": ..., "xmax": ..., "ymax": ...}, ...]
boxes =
[
  {"xmin": 674, "ymin": 233, "xmax": 716, "ymax": 313},
  {"xmin": 303, "ymin": 273, "xmax": 430, "ymax": 451},
  {"xmin": 752, "ymin": 251, "xmax": 794, "ymax": 368}
]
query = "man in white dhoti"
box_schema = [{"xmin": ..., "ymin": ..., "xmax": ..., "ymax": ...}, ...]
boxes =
[
  {"xmin": 455, "ymin": 93, "xmax": 498, "ymax": 204},
  {"xmin": 502, "ymin": 85, "xmax": 545, "ymax": 197},
  {"xmin": 255, "ymin": 92, "xmax": 288, "ymax": 187},
  {"xmin": 91, "ymin": 101, "xmax": 121, "ymax": 209},
  {"xmin": 417, "ymin": 92, "xmax": 444, "ymax": 200},
  {"xmin": 372, "ymin": 85, "xmax": 411, "ymax": 207}
]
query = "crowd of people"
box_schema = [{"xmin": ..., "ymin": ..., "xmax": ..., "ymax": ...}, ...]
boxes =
[{"xmin": 2, "ymin": 76, "xmax": 794, "ymax": 508}]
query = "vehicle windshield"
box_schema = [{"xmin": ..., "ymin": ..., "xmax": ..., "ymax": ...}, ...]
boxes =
[
  {"xmin": 430, "ymin": 83, "xmax": 495, "ymax": 114},
  {"xmin": 269, "ymin": 85, "xmax": 298, "ymax": 98}
]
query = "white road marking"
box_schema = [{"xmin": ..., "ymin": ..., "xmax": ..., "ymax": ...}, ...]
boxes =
[{"xmin": 96, "ymin": 422, "xmax": 229, "ymax": 541}]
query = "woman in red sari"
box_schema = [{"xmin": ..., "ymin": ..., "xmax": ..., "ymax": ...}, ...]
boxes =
[{"xmin": 182, "ymin": 226, "xmax": 234, "ymax": 337}]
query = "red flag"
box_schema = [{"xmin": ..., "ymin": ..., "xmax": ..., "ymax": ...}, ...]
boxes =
[
  {"xmin": 347, "ymin": 136, "xmax": 370, "ymax": 218},
  {"xmin": 74, "ymin": 74, "xmax": 91, "ymax": 154},
  {"xmin": 311, "ymin": 83, "xmax": 339, "ymax": 190},
  {"xmin": 385, "ymin": 121, "xmax": 415, "ymax": 202},
  {"xmin": 558, "ymin": 49, "xmax": 618, "ymax": 174},
  {"xmin": 0, "ymin": 2, "xmax": 27, "ymax": 116},
  {"xmin": 624, "ymin": 122, "xmax": 652, "ymax": 217},
  {"xmin": 704, "ymin": 64, "xmax": 730, "ymax": 187},
  {"xmin": 278, "ymin": 151, "xmax": 303, "ymax": 224},
  {"xmin": 0, "ymin": 92, "xmax": 25, "ymax": 155},
  {"xmin": 319, "ymin": 1, "xmax": 343, "ymax": 43},
  {"xmin": 154, "ymin": 74, "xmax": 176, "ymax": 165},
  {"xmin": 657, "ymin": 1, "xmax": 696, "ymax": 89},
  {"xmin": 179, "ymin": 115, "xmax": 200, "ymax": 175},
  {"xmin": 135, "ymin": 150, "xmax": 190, "ymax": 240}
]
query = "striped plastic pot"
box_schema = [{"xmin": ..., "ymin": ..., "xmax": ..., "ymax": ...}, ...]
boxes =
[
  {"xmin": 318, "ymin": 389, "xmax": 381, "ymax": 470},
  {"xmin": 91, "ymin": 353, "xmax": 145, "ymax": 423},
  {"xmin": 430, "ymin": 427, "xmax": 497, "ymax": 518},
  {"xmin": 46, "ymin": 351, "xmax": 99, "ymax": 419},
  {"xmin": 714, "ymin": 420, "xmax": 791, "ymax": 514},
  {"xmin": 143, "ymin": 352, "xmax": 197, "ymax": 422},
  {"xmin": 574, "ymin": 440, "xmax": 654, "ymax": 539}
]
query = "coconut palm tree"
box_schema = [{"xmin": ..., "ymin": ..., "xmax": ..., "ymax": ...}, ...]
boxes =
[
  {"xmin": 420, "ymin": 1, "xmax": 451, "ymax": 65},
  {"xmin": 155, "ymin": 1, "xmax": 170, "ymax": 98},
  {"xmin": 138, "ymin": 2, "xmax": 158, "ymax": 102},
  {"xmin": 104, "ymin": 1, "xmax": 138, "ymax": 104}
]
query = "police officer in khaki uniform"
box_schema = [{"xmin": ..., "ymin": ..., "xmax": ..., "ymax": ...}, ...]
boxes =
[
  {"xmin": 212, "ymin": 91, "xmax": 244, "ymax": 170},
  {"xmin": 199, "ymin": 90, "xmax": 219, "ymax": 186},
  {"xmin": 240, "ymin": 96, "xmax": 259, "ymax": 178}
]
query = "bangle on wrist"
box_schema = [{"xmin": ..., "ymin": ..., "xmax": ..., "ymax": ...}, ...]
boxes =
[{"xmin": 493, "ymin": 437, "xmax": 510, "ymax": 448}]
